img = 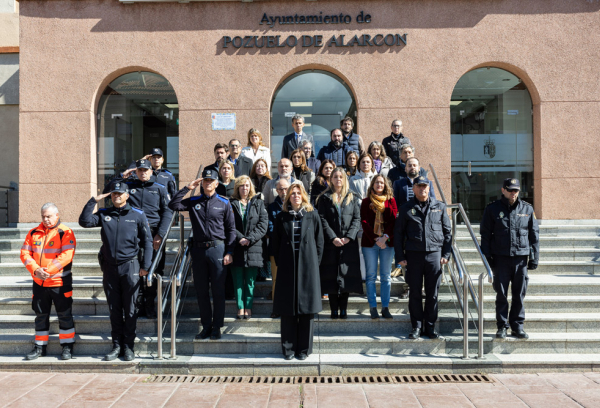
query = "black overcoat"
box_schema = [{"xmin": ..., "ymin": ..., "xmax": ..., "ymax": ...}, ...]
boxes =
[
  {"xmin": 317, "ymin": 192, "xmax": 364, "ymax": 294},
  {"xmin": 231, "ymin": 197, "xmax": 268, "ymax": 268},
  {"xmin": 272, "ymin": 208, "xmax": 324, "ymax": 316}
]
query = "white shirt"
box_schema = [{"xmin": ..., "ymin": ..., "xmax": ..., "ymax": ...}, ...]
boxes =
[
  {"xmin": 240, "ymin": 145, "xmax": 272, "ymax": 170},
  {"xmin": 349, "ymin": 171, "xmax": 377, "ymax": 201}
]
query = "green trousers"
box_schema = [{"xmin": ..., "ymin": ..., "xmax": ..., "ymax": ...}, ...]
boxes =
[{"xmin": 231, "ymin": 267, "xmax": 259, "ymax": 310}]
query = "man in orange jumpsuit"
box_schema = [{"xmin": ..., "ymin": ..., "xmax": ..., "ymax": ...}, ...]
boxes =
[{"xmin": 20, "ymin": 203, "xmax": 77, "ymax": 360}]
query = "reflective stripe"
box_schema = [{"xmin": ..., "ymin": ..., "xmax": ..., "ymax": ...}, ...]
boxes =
[
  {"xmin": 35, "ymin": 339, "xmax": 49, "ymax": 345},
  {"xmin": 62, "ymin": 245, "xmax": 76, "ymax": 250},
  {"xmin": 36, "ymin": 331, "xmax": 50, "ymax": 336},
  {"xmin": 43, "ymin": 248, "xmax": 63, "ymax": 254},
  {"xmin": 51, "ymin": 259, "xmax": 63, "ymax": 270},
  {"xmin": 59, "ymin": 328, "xmax": 75, "ymax": 335},
  {"xmin": 64, "ymin": 291, "xmax": 72, "ymax": 298},
  {"xmin": 54, "ymin": 269, "xmax": 71, "ymax": 278},
  {"xmin": 24, "ymin": 258, "xmax": 34, "ymax": 266},
  {"xmin": 21, "ymin": 245, "xmax": 33, "ymax": 251},
  {"xmin": 59, "ymin": 337, "xmax": 75, "ymax": 344}
]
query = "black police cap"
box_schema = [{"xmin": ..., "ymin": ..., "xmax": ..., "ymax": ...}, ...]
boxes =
[
  {"xmin": 149, "ymin": 148, "xmax": 163, "ymax": 157},
  {"xmin": 110, "ymin": 182, "xmax": 129, "ymax": 194},
  {"xmin": 414, "ymin": 175, "xmax": 431, "ymax": 185},
  {"xmin": 136, "ymin": 159, "xmax": 152, "ymax": 170},
  {"xmin": 503, "ymin": 178, "xmax": 520, "ymax": 190},
  {"xmin": 202, "ymin": 168, "xmax": 219, "ymax": 180}
]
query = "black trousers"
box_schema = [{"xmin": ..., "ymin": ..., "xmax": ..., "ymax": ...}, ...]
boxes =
[
  {"xmin": 405, "ymin": 251, "xmax": 442, "ymax": 330},
  {"xmin": 191, "ymin": 244, "xmax": 226, "ymax": 329},
  {"xmin": 139, "ymin": 226, "xmax": 166, "ymax": 311},
  {"xmin": 493, "ymin": 255, "xmax": 528, "ymax": 331},
  {"xmin": 328, "ymin": 292, "xmax": 349, "ymax": 312},
  {"xmin": 102, "ymin": 260, "xmax": 141, "ymax": 349},
  {"xmin": 32, "ymin": 282, "xmax": 75, "ymax": 346},
  {"xmin": 280, "ymin": 314, "xmax": 314, "ymax": 357}
]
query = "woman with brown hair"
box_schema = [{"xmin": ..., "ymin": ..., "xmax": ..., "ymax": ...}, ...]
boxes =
[
  {"xmin": 230, "ymin": 176, "xmax": 268, "ymax": 319},
  {"xmin": 317, "ymin": 167, "xmax": 363, "ymax": 319},
  {"xmin": 310, "ymin": 159, "xmax": 335, "ymax": 205},
  {"xmin": 349, "ymin": 153, "xmax": 377, "ymax": 201},
  {"xmin": 240, "ymin": 128, "xmax": 272, "ymax": 170},
  {"xmin": 290, "ymin": 148, "xmax": 316, "ymax": 195},
  {"xmin": 368, "ymin": 141, "xmax": 394, "ymax": 178},
  {"xmin": 272, "ymin": 183, "xmax": 324, "ymax": 360},
  {"xmin": 249, "ymin": 158, "xmax": 272, "ymax": 195},
  {"xmin": 361, "ymin": 174, "xmax": 398, "ymax": 319},
  {"xmin": 345, "ymin": 150, "xmax": 359, "ymax": 178}
]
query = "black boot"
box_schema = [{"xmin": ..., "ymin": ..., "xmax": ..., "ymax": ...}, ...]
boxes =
[
  {"xmin": 370, "ymin": 307, "xmax": 380, "ymax": 319},
  {"xmin": 123, "ymin": 346, "xmax": 135, "ymax": 361},
  {"xmin": 60, "ymin": 344, "xmax": 73, "ymax": 360},
  {"xmin": 104, "ymin": 345, "xmax": 121, "ymax": 361},
  {"xmin": 381, "ymin": 307, "xmax": 393, "ymax": 319},
  {"xmin": 26, "ymin": 345, "xmax": 46, "ymax": 360}
]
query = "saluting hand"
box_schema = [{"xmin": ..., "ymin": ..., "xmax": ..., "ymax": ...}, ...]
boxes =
[
  {"xmin": 121, "ymin": 168, "xmax": 136, "ymax": 179},
  {"xmin": 186, "ymin": 177, "xmax": 203, "ymax": 190},
  {"xmin": 223, "ymin": 254, "xmax": 233, "ymax": 265},
  {"xmin": 94, "ymin": 192, "xmax": 111, "ymax": 202},
  {"xmin": 141, "ymin": 154, "xmax": 152, "ymax": 161}
]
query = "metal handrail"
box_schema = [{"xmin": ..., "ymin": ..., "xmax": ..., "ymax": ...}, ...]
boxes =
[
  {"xmin": 429, "ymin": 164, "xmax": 493, "ymax": 359},
  {"xmin": 147, "ymin": 211, "xmax": 177, "ymax": 284}
]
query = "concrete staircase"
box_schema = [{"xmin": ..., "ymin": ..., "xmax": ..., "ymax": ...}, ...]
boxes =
[{"xmin": 0, "ymin": 222, "xmax": 599, "ymax": 375}]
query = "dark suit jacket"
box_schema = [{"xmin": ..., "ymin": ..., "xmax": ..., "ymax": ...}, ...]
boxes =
[
  {"xmin": 281, "ymin": 132, "xmax": 314, "ymax": 159},
  {"xmin": 228, "ymin": 155, "xmax": 253, "ymax": 177}
]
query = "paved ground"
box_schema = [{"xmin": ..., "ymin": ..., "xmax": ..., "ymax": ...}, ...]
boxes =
[{"xmin": 2, "ymin": 371, "xmax": 600, "ymax": 407}]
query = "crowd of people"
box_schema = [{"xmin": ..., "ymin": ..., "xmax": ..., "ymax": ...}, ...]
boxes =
[{"xmin": 19, "ymin": 114, "xmax": 539, "ymax": 363}]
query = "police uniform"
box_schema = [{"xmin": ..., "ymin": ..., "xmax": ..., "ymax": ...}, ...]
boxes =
[
  {"xmin": 105, "ymin": 159, "xmax": 173, "ymax": 318},
  {"xmin": 79, "ymin": 182, "xmax": 153, "ymax": 360},
  {"xmin": 20, "ymin": 220, "xmax": 77, "ymax": 360},
  {"xmin": 126, "ymin": 148, "xmax": 178, "ymax": 197},
  {"xmin": 480, "ymin": 178, "xmax": 539, "ymax": 339},
  {"xmin": 394, "ymin": 176, "xmax": 452, "ymax": 338},
  {"xmin": 168, "ymin": 168, "xmax": 236, "ymax": 340}
]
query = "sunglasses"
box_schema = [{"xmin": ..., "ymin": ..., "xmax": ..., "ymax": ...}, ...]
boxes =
[{"xmin": 506, "ymin": 189, "xmax": 519, "ymax": 193}]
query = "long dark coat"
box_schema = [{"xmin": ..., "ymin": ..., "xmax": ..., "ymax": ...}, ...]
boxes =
[
  {"xmin": 272, "ymin": 208, "xmax": 324, "ymax": 316},
  {"xmin": 317, "ymin": 192, "xmax": 364, "ymax": 294},
  {"xmin": 231, "ymin": 197, "xmax": 268, "ymax": 268}
]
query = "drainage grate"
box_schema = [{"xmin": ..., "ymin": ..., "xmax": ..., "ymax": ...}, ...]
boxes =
[{"xmin": 146, "ymin": 374, "xmax": 493, "ymax": 384}]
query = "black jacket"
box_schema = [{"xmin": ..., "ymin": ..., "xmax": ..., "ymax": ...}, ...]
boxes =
[
  {"xmin": 252, "ymin": 176, "xmax": 270, "ymax": 194},
  {"xmin": 103, "ymin": 175, "xmax": 173, "ymax": 238},
  {"xmin": 216, "ymin": 180, "xmax": 235, "ymax": 198},
  {"xmin": 267, "ymin": 196, "xmax": 284, "ymax": 256},
  {"xmin": 281, "ymin": 132, "xmax": 314, "ymax": 159},
  {"xmin": 78, "ymin": 198, "xmax": 153, "ymax": 270},
  {"xmin": 310, "ymin": 179, "xmax": 328, "ymax": 206},
  {"xmin": 272, "ymin": 208, "xmax": 324, "ymax": 316},
  {"xmin": 293, "ymin": 167, "xmax": 314, "ymax": 196},
  {"xmin": 317, "ymin": 192, "xmax": 363, "ymax": 294},
  {"xmin": 229, "ymin": 155, "xmax": 254, "ymax": 177},
  {"xmin": 168, "ymin": 188, "xmax": 237, "ymax": 254},
  {"xmin": 154, "ymin": 168, "xmax": 177, "ymax": 197},
  {"xmin": 480, "ymin": 197, "xmax": 540, "ymax": 261},
  {"xmin": 231, "ymin": 197, "xmax": 268, "ymax": 268},
  {"xmin": 316, "ymin": 141, "xmax": 354, "ymax": 167},
  {"xmin": 382, "ymin": 132, "xmax": 412, "ymax": 168},
  {"xmin": 387, "ymin": 165, "xmax": 427, "ymax": 185},
  {"xmin": 394, "ymin": 197, "xmax": 452, "ymax": 262}
]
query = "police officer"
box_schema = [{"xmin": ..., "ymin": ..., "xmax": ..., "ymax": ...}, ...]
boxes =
[
  {"xmin": 106, "ymin": 159, "xmax": 173, "ymax": 319},
  {"xmin": 394, "ymin": 176, "xmax": 451, "ymax": 339},
  {"xmin": 480, "ymin": 178, "xmax": 539, "ymax": 340},
  {"xmin": 168, "ymin": 168, "xmax": 236, "ymax": 340},
  {"xmin": 79, "ymin": 182, "xmax": 153, "ymax": 361},
  {"xmin": 127, "ymin": 148, "xmax": 178, "ymax": 197}
]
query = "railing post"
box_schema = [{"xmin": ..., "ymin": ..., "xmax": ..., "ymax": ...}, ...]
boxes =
[
  {"xmin": 170, "ymin": 272, "xmax": 178, "ymax": 359},
  {"xmin": 478, "ymin": 274, "xmax": 485, "ymax": 359},
  {"xmin": 463, "ymin": 271, "xmax": 470, "ymax": 359},
  {"xmin": 179, "ymin": 214, "xmax": 185, "ymax": 249},
  {"xmin": 156, "ymin": 276, "xmax": 163, "ymax": 360}
]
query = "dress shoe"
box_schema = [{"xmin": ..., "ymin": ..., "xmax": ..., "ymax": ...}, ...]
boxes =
[
  {"xmin": 236, "ymin": 314, "xmax": 243, "ymax": 319},
  {"xmin": 512, "ymin": 329, "xmax": 529, "ymax": 339},
  {"xmin": 284, "ymin": 354, "xmax": 294, "ymax": 360},
  {"xmin": 340, "ymin": 309, "xmax": 347, "ymax": 319},
  {"xmin": 496, "ymin": 328, "xmax": 507, "ymax": 339},
  {"xmin": 370, "ymin": 307, "xmax": 380, "ymax": 319},
  {"xmin": 330, "ymin": 310, "xmax": 339, "ymax": 319},
  {"xmin": 400, "ymin": 289, "xmax": 409, "ymax": 299},
  {"xmin": 424, "ymin": 328, "xmax": 439, "ymax": 339},
  {"xmin": 210, "ymin": 327, "xmax": 221, "ymax": 340},
  {"xmin": 244, "ymin": 314, "xmax": 252, "ymax": 321},
  {"xmin": 295, "ymin": 353, "xmax": 308, "ymax": 360},
  {"xmin": 381, "ymin": 307, "xmax": 393, "ymax": 319},
  {"xmin": 60, "ymin": 344, "xmax": 73, "ymax": 360},
  {"xmin": 195, "ymin": 327, "xmax": 212, "ymax": 340},
  {"xmin": 408, "ymin": 328, "xmax": 421, "ymax": 339},
  {"xmin": 104, "ymin": 346, "xmax": 121, "ymax": 361},
  {"xmin": 26, "ymin": 345, "xmax": 46, "ymax": 360},
  {"xmin": 123, "ymin": 346, "xmax": 135, "ymax": 361},
  {"xmin": 270, "ymin": 312, "xmax": 280, "ymax": 319}
]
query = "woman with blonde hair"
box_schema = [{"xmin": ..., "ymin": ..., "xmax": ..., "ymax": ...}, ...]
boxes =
[
  {"xmin": 317, "ymin": 167, "xmax": 363, "ymax": 319},
  {"xmin": 361, "ymin": 174, "xmax": 398, "ymax": 319},
  {"xmin": 241, "ymin": 128, "xmax": 272, "ymax": 170},
  {"xmin": 230, "ymin": 175, "xmax": 268, "ymax": 319},
  {"xmin": 272, "ymin": 182, "xmax": 324, "ymax": 360},
  {"xmin": 216, "ymin": 160, "xmax": 236, "ymax": 198}
]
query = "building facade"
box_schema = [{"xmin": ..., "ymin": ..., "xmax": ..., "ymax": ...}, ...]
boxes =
[{"xmin": 16, "ymin": 0, "xmax": 600, "ymax": 223}]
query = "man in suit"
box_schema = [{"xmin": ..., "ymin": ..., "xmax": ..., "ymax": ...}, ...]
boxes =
[
  {"xmin": 228, "ymin": 139, "xmax": 253, "ymax": 176},
  {"xmin": 281, "ymin": 114, "xmax": 314, "ymax": 159}
]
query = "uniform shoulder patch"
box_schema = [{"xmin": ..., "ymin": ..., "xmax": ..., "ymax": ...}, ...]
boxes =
[
  {"xmin": 131, "ymin": 207, "xmax": 144, "ymax": 214},
  {"xmin": 98, "ymin": 208, "xmax": 108, "ymax": 212},
  {"xmin": 217, "ymin": 195, "xmax": 230, "ymax": 203},
  {"xmin": 163, "ymin": 169, "xmax": 173, "ymax": 175},
  {"xmin": 190, "ymin": 195, "xmax": 203, "ymax": 201},
  {"xmin": 155, "ymin": 182, "xmax": 166, "ymax": 188},
  {"xmin": 521, "ymin": 201, "xmax": 533, "ymax": 207}
]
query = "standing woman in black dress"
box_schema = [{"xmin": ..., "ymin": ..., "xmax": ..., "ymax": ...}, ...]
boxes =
[
  {"xmin": 317, "ymin": 167, "xmax": 363, "ymax": 319},
  {"xmin": 272, "ymin": 182, "xmax": 324, "ymax": 360}
]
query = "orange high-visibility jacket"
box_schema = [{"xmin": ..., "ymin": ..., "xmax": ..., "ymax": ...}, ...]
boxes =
[{"xmin": 20, "ymin": 223, "xmax": 77, "ymax": 287}]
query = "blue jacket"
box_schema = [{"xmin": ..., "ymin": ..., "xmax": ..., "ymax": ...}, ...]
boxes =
[
  {"xmin": 316, "ymin": 142, "xmax": 355, "ymax": 167},
  {"xmin": 393, "ymin": 177, "xmax": 436, "ymax": 207}
]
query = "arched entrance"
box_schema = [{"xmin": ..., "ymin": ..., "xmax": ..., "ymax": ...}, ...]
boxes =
[
  {"xmin": 96, "ymin": 71, "xmax": 179, "ymax": 196},
  {"xmin": 270, "ymin": 70, "xmax": 357, "ymax": 168},
  {"xmin": 450, "ymin": 67, "xmax": 534, "ymax": 222}
]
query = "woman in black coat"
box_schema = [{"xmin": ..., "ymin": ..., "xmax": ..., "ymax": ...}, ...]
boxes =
[
  {"xmin": 317, "ymin": 167, "xmax": 363, "ymax": 319},
  {"xmin": 310, "ymin": 159, "xmax": 335, "ymax": 205},
  {"xmin": 272, "ymin": 182, "xmax": 324, "ymax": 360},
  {"xmin": 230, "ymin": 176, "xmax": 268, "ymax": 319},
  {"xmin": 290, "ymin": 148, "xmax": 316, "ymax": 196}
]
